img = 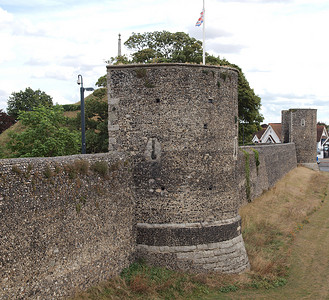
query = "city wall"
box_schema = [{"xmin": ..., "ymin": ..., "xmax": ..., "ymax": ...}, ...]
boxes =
[
  {"xmin": 0, "ymin": 143, "xmax": 298, "ymax": 299},
  {"xmin": 0, "ymin": 145, "xmax": 298, "ymax": 299},
  {"xmin": 0, "ymin": 64, "xmax": 303, "ymax": 299},
  {"xmin": 0, "ymin": 153, "xmax": 135, "ymax": 299},
  {"xmin": 237, "ymin": 143, "xmax": 297, "ymax": 205}
]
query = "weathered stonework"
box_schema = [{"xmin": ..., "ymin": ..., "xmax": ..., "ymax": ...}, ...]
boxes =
[
  {"xmin": 237, "ymin": 143, "xmax": 297, "ymax": 206},
  {"xmin": 281, "ymin": 109, "xmax": 317, "ymax": 164},
  {"xmin": 107, "ymin": 63, "xmax": 249, "ymax": 273},
  {"xmin": 1, "ymin": 64, "xmax": 315, "ymax": 299},
  {"xmin": 0, "ymin": 153, "xmax": 135, "ymax": 299}
]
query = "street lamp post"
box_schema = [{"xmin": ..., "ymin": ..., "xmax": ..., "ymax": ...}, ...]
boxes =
[{"xmin": 77, "ymin": 74, "xmax": 94, "ymax": 154}]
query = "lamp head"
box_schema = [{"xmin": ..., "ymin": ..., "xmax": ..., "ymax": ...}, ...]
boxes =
[{"xmin": 77, "ymin": 74, "xmax": 82, "ymax": 85}]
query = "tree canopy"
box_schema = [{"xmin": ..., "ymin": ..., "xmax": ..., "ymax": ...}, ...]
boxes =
[
  {"xmin": 124, "ymin": 31, "xmax": 203, "ymax": 64},
  {"xmin": 7, "ymin": 105, "xmax": 80, "ymax": 158},
  {"xmin": 7, "ymin": 87, "xmax": 53, "ymax": 120},
  {"xmin": 72, "ymin": 87, "xmax": 109, "ymax": 154}
]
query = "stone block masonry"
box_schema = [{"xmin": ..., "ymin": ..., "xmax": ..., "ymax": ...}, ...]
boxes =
[
  {"xmin": 107, "ymin": 63, "xmax": 249, "ymax": 273},
  {"xmin": 0, "ymin": 153, "xmax": 135, "ymax": 299},
  {"xmin": 136, "ymin": 217, "xmax": 249, "ymax": 273}
]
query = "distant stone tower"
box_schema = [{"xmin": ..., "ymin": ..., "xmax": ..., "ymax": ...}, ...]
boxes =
[
  {"xmin": 107, "ymin": 63, "xmax": 249, "ymax": 273},
  {"xmin": 281, "ymin": 108, "xmax": 317, "ymax": 164}
]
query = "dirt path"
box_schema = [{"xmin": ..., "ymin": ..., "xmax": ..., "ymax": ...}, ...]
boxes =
[{"xmin": 217, "ymin": 180, "xmax": 329, "ymax": 300}]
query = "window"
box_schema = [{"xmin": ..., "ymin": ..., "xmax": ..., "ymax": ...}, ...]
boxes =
[{"xmin": 301, "ymin": 119, "xmax": 305, "ymax": 127}]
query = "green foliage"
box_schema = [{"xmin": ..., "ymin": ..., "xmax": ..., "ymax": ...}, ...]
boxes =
[
  {"xmin": 92, "ymin": 88, "xmax": 107, "ymax": 99},
  {"xmin": 76, "ymin": 202, "xmax": 82, "ymax": 214},
  {"xmin": 108, "ymin": 54, "xmax": 131, "ymax": 66},
  {"xmin": 7, "ymin": 87, "xmax": 53, "ymax": 120},
  {"xmin": 91, "ymin": 161, "xmax": 109, "ymax": 178},
  {"xmin": 74, "ymin": 89, "xmax": 109, "ymax": 154},
  {"xmin": 237, "ymin": 72, "xmax": 263, "ymax": 144},
  {"xmin": 124, "ymin": 31, "xmax": 203, "ymax": 64},
  {"xmin": 7, "ymin": 105, "xmax": 80, "ymax": 158},
  {"xmin": 73, "ymin": 160, "xmax": 90, "ymax": 175},
  {"xmin": 119, "ymin": 260, "xmax": 209, "ymax": 299},
  {"xmin": 135, "ymin": 68, "xmax": 147, "ymax": 78},
  {"xmin": 76, "ymin": 195, "xmax": 87, "ymax": 214},
  {"xmin": 242, "ymin": 149, "xmax": 251, "ymax": 202},
  {"xmin": 63, "ymin": 160, "xmax": 90, "ymax": 179},
  {"xmin": 252, "ymin": 148, "xmax": 260, "ymax": 175},
  {"xmin": 219, "ymin": 284, "xmax": 238, "ymax": 293},
  {"xmin": 61, "ymin": 104, "xmax": 80, "ymax": 112},
  {"xmin": 43, "ymin": 165, "xmax": 53, "ymax": 179},
  {"xmin": 95, "ymin": 75, "xmax": 107, "ymax": 88}
]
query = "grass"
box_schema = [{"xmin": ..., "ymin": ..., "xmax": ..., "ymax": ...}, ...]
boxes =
[
  {"xmin": 70, "ymin": 166, "xmax": 329, "ymax": 300},
  {"xmin": 0, "ymin": 121, "xmax": 25, "ymax": 157},
  {"xmin": 240, "ymin": 167, "xmax": 328, "ymax": 282}
]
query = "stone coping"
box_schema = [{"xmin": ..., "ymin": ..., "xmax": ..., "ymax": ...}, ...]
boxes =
[
  {"xmin": 0, "ymin": 152, "xmax": 124, "ymax": 164},
  {"xmin": 106, "ymin": 62, "xmax": 239, "ymax": 73},
  {"xmin": 240, "ymin": 143, "xmax": 296, "ymax": 150}
]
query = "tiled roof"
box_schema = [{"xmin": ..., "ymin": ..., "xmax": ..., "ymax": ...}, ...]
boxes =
[
  {"xmin": 317, "ymin": 125, "xmax": 325, "ymax": 142},
  {"xmin": 254, "ymin": 128, "xmax": 266, "ymax": 140},
  {"xmin": 268, "ymin": 123, "xmax": 282, "ymax": 141}
]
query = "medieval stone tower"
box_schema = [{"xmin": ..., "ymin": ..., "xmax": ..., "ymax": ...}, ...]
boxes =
[
  {"xmin": 281, "ymin": 108, "xmax": 317, "ymax": 164},
  {"xmin": 107, "ymin": 63, "xmax": 249, "ymax": 273}
]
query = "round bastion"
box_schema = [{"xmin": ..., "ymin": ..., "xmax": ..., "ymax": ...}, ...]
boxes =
[{"xmin": 107, "ymin": 63, "xmax": 250, "ymax": 273}]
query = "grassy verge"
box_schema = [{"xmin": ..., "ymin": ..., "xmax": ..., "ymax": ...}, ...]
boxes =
[
  {"xmin": 240, "ymin": 166, "xmax": 328, "ymax": 283},
  {"xmin": 70, "ymin": 167, "xmax": 329, "ymax": 300},
  {"xmin": 0, "ymin": 121, "xmax": 26, "ymax": 158}
]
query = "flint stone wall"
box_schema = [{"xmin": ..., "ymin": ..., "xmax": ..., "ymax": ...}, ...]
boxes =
[
  {"xmin": 0, "ymin": 153, "xmax": 135, "ymax": 299},
  {"xmin": 107, "ymin": 63, "xmax": 249, "ymax": 274},
  {"xmin": 281, "ymin": 109, "xmax": 317, "ymax": 164},
  {"xmin": 237, "ymin": 143, "xmax": 297, "ymax": 205},
  {"xmin": 107, "ymin": 63, "xmax": 240, "ymax": 223}
]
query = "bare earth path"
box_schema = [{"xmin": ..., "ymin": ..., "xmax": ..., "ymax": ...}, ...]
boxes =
[{"xmin": 216, "ymin": 179, "xmax": 329, "ymax": 300}]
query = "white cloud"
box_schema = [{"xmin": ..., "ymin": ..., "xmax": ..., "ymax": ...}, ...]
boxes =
[{"xmin": 0, "ymin": 0, "xmax": 328, "ymax": 125}]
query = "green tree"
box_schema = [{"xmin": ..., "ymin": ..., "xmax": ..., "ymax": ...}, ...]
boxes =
[
  {"xmin": 7, "ymin": 87, "xmax": 53, "ymax": 120},
  {"xmin": 95, "ymin": 75, "xmax": 107, "ymax": 88},
  {"xmin": 7, "ymin": 105, "xmax": 80, "ymax": 158},
  {"xmin": 74, "ymin": 87, "xmax": 109, "ymax": 154},
  {"xmin": 107, "ymin": 54, "xmax": 131, "ymax": 66},
  {"xmin": 125, "ymin": 31, "xmax": 203, "ymax": 64}
]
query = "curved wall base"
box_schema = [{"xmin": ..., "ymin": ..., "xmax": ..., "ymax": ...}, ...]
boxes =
[{"xmin": 136, "ymin": 217, "xmax": 250, "ymax": 273}]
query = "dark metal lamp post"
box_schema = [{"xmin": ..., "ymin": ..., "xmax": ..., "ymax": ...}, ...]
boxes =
[{"xmin": 77, "ymin": 74, "xmax": 94, "ymax": 154}]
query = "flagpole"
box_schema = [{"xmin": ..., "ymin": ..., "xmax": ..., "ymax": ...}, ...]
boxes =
[{"xmin": 202, "ymin": 0, "xmax": 205, "ymax": 65}]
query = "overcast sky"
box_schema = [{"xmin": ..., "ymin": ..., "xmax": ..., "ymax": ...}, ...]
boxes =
[{"xmin": 1, "ymin": 0, "xmax": 329, "ymax": 124}]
